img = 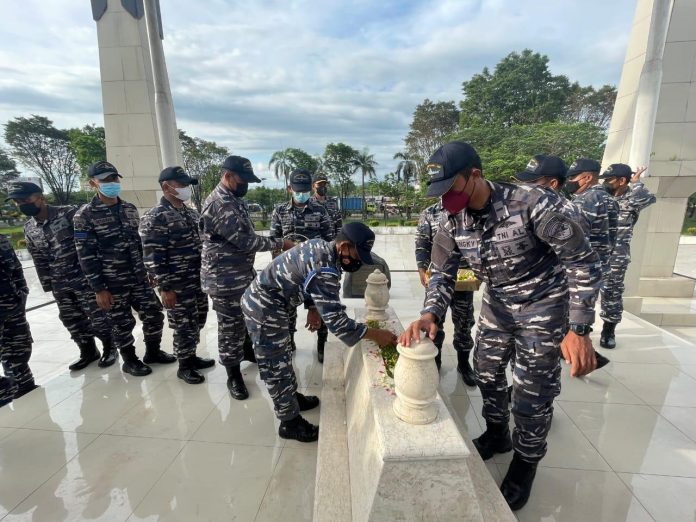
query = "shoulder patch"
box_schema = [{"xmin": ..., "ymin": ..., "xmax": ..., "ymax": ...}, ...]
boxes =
[
  {"xmin": 536, "ymin": 211, "xmax": 584, "ymax": 249},
  {"xmin": 303, "ymin": 266, "xmax": 340, "ymax": 292}
]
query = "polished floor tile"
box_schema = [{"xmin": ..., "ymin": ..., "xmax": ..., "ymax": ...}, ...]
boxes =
[
  {"xmin": 443, "ymin": 392, "xmax": 484, "ymax": 439},
  {"xmin": 651, "ymin": 404, "xmax": 696, "ymax": 442},
  {"xmin": 619, "ymin": 473, "xmax": 696, "ymax": 522},
  {"xmin": 604, "ymin": 362, "xmax": 696, "ymax": 407},
  {"xmin": 557, "ymin": 365, "xmax": 644, "ymax": 405}
]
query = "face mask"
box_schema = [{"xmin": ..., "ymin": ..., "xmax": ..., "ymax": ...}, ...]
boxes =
[
  {"xmin": 98, "ymin": 182, "xmax": 121, "ymax": 199},
  {"xmin": 340, "ymin": 255, "xmax": 363, "ymax": 273},
  {"xmin": 603, "ymin": 180, "xmax": 617, "ymax": 196},
  {"xmin": 294, "ymin": 191, "xmax": 311, "ymax": 204},
  {"xmin": 316, "ymin": 185, "xmax": 328, "ymax": 197},
  {"xmin": 173, "ymin": 185, "xmax": 192, "ymax": 201},
  {"xmin": 19, "ymin": 202, "xmax": 41, "ymax": 217},
  {"xmin": 563, "ymin": 180, "xmax": 581, "ymax": 194},
  {"xmin": 232, "ymin": 182, "xmax": 248, "ymax": 198},
  {"xmin": 441, "ymin": 175, "xmax": 472, "ymax": 214}
]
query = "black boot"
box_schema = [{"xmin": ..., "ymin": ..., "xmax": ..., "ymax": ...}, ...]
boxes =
[
  {"xmin": 457, "ymin": 351, "xmax": 476, "ymax": 386},
  {"xmin": 317, "ymin": 334, "xmax": 326, "ymax": 364},
  {"xmin": 297, "ymin": 392, "xmax": 320, "ymax": 411},
  {"xmin": 243, "ymin": 334, "xmax": 257, "ymax": 363},
  {"xmin": 473, "ymin": 422, "xmax": 513, "ymax": 460},
  {"xmin": 595, "ymin": 350, "xmax": 611, "ymax": 370},
  {"xmin": 98, "ymin": 338, "xmax": 118, "ymax": 368},
  {"xmin": 177, "ymin": 357, "xmax": 205, "ymax": 384},
  {"xmin": 192, "ymin": 355, "xmax": 215, "ymax": 369},
  {"xmin": 278, "ymin": 414, "xmax": 319, "ymax": 442},
  {"xmin": 143, "ymin": 340, "xmax": 176, "ymax": 364},
  {"xmin": 226, "ymin": 365, "xmax": 249, "ymax": 400},
  {"xmin": 14, "ymin": 381, "xmax": 39, "ymax": 400},
  {"xmin": 500, "ymin": 453, "xmax": 538, "ymax": 511},
  {"xmin": 69, "ymin": 338, "xmax": 101, "ymax": 371},
  {"xmin": 120, "ymin": 346, "xmax": 152, "ymax": 377},
  {"xmin": 599, "ymin": 322, "xmax": 617, "ymax": 349}
]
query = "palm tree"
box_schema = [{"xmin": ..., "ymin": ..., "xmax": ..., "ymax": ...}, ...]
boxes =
[
  {"xmin": 269, "ymin": 149, "xmax": 293, "ymax": 188},
  {"xmin": 393, "ymin": 151, "xmax": 418, "ymax": 186},
  {"xmin": 351, "ymin": 149, "xmax": 378, "ymax": 219}
]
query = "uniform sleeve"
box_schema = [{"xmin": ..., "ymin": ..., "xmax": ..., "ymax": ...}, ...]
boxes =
[
  {"xmin": 626, "ymin": 182, "xmax": 657, "ymax": 213},
  {"xmin": 414, "ymin": 211, "xmax": 433, "ymax": 270},
  {"xmin": 210, "ymin": 202, "xmax": 280, "ymax": 253},
  {"xmin": 1, "ymin": 236, "xmax": 28, "ymax": 295},
  {"xmin": 305, "ymin": 269, "xmax": 368, "ymax": 346},
  {"xmin": 575, "ymin": 193, "xmax": 612, "ymax": 265},
  {"xmin": 24, "ymin": 224, "xmax": 53, "ymax": 292},
  {"xmin": 319, "ymin": 207, "xmax": 334, "ymax": 241},
  {"xmin": 608, "ymin": 199, "xmax": 619, "ymax": 250},
  {"xmin": 333, "ymin": 202, "xmax": 343, "ymax": 237},
  {"xmin": 270, "ymin": 206, "xmax": 283, "ymax": 240},
  {"xmin": 73, "ymin": 208, "xmax": 107, "ymax": 293},
  {"xmin": 421, "ymin": 217, "xmax": 460, "ymax": 322},
  {"xmin": 139, "ymin": 211, "xmax": 172, "ymax": 291},
  {"xmin": 531, "ymin": 192, "xmax": 601, "ymax": 325}
]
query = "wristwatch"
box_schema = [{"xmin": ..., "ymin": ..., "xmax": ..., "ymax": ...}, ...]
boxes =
[{"xmin": 568, "ymin": 323, "xmax": 592, "ymax": 336}]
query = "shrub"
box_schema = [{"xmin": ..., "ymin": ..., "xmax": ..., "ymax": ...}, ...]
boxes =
[
  {"xmin": 386, "ymin": 223, "xmax": 398, "ymax": 227},
  {"xmin": 688, "ymin": 227, "xmax": 696, "ymax": 235},
  {"xmin": 404, "ymin": 220, "xmax": 418, "ymax": 226},
  {"xmin": 368, "ymin": 220, "xmax": 380, "ymax": 227}
]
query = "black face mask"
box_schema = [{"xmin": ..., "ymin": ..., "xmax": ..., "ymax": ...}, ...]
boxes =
[
  {"xmin": 316, "ymin": 185, "xmax": 328, "ymax": 197},
  {"xmin": 563, "ymin": 180, "xmax": 581, "ymax": 194},
  {"xmin": 232, "ymin": 182, "xmax": 248, "ymax": 198},
  {"xmin": 341, "ymin": 256, "xmax": 362, "ymax": 273},
  {"xmin": 603, "ymin": 180, "xmax": 618, "ymax": 196},
  {"xmin": 19, "ymin": 202, "xmax": 41, "ymax": 217}
]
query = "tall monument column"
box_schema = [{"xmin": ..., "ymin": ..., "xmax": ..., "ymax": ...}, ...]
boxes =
[
  {"xmin": 91, "ymin": 0, "xmax": 182, "ymax": 209},
  {"xmin": 602, "ymin": 0, "xmax": 696, "ymax": 316}
]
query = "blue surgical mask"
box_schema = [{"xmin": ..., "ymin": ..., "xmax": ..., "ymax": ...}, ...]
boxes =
[
  {"xmin": 294, "ymin": 191, "xmax": 311, "ymax": 204},
  {"xmin": 98, "ymin": 182, "xmax": 121, "ymax": 199}
]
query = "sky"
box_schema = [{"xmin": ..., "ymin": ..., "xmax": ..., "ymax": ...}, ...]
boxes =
[{"xmin": 0, "ymin": 0, "xmax": 637, "ymax": 188}]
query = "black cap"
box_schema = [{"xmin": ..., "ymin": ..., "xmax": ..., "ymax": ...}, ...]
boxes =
[
  {"xmin": 5, "ymin": 182, "xmax": 43, "ymax": 201},
  {"xmin": 599, "ymin": 163, "xmax": 633, "ymax": 180},
  {"xmin": 290, "ymin": 169, "xmax": 312, "ymax": 192},
  {"xmin": 514, "ymin": 155, "xmax": 567, "ymax": 183},
  {"xmin": 159, "ymin": 166, "xmax": 198, "ymax": 185},
  {"xmin": 222, "ymin": 155, "xmax": 261, "ymax": 183},
  {"xmin": 425, "ymin": 141, "xmax": 482, "ymax": 197},
  {"xmin": 88, "ymin": 161, "xmax": 122, "ymax": 180},
  {"xmin": 340, "ymin": 222, "xmax": 375, "ymax": 265},
  {"xmin": 313, "ymin": 173, "xmax": 329, "ymax": 183},
  {"xmin": 567, "ymin": 158, "xmax": 601, "ymax": 178}
]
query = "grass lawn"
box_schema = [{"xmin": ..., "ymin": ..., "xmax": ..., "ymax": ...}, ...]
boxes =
[
  {"xmin": 0, "ymin": 225, "xmax": 26, "ymax": 248},
  {"xmin": 683, "ymin": 215, "xmax": 696, "ymax": 235}
]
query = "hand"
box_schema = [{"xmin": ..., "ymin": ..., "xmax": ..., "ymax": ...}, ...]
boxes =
[
  {"xmin": 96, "ymin": 289, "xmax": 114, "ymax": 311},
  {"xmin": 365, "ymin": 328, "xmax": 398, "ymax": 346},
  {"xmin": 399, "ymin": 313, "xmax": 438, "ymax": 347},
  {"xmin": 306, "ymin": 307, "xmax": 321, "ymax": 331},
  {"xmin": 282, "ymin": 239, "xmax": 295, "ymax": 251},
  {"xmin": 148, "ymin": 274, "xmax": 157, "ymax": 288},
  {"xmin": 560, "ymin": 331, "xmax": 597, "ymax": 377},
  {"xmin": 632, "ymin": 166, "xmax": 647, "ymax": 182},
  {"xmin": 418, "ymin": 268, "xmax": 428, "ymax": 288},
  {"xmin": 160, "ymin": 290, "xmax": 177, "ymax": 309}
]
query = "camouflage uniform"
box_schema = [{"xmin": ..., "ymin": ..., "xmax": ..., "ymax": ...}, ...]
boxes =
[
  {"xmin": 415, "ymin": 202, "xmax": 475, "ymax": 361},
  {"xmin": 310, "ymin": 195, "xmax": 342, "ymax": 238},
  {"xmin": 241, "ymin": 239, "xmax": 367, "ymax": 420},
  {"xmin": 200, "ymin": 182, "xmax": 282, "ymax": 367},
  {"xmin": 270, "ymin": 199, "xmax": 333, "ymax": 344},
  {"xmin": 0, "ymin": 235, "xmax": 34, "ymax": 404},
  {"xmin": 600, "ymin": 182, "xmax": 656, "ymax": 324},
  {"xmin": 571, "ymin": 185, "xmax": 619, "ymax": 270},
  {"xmin": 24, "ymin": 205, "xmax": 113, "ymax": 347},
  {"xmin": 425, "ymin": 181, "xmax": 600, "ymax": 462},
  {"xmin": 140, "ymin": 197, "xmax": 208, "ymax": 360},
  {"xmin": 73, "ymin": 196, "xmax": 164, "ymax": 358}
]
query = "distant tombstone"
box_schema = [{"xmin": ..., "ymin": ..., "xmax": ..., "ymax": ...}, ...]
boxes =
[{"xmin": 342, "ymin": 251, "xmax": 391, "ymax": 298}]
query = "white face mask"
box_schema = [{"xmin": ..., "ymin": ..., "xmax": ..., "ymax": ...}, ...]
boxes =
[{"xmin": 173, "ymin": 185, "xmax": 192, "ymax": 201}]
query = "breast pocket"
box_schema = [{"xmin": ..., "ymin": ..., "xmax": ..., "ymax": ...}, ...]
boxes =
[
  {"xmin": 304, "ymin": 215, "xmax": 321, "ymax": 229},
  {"xmin": 492, "ymin": 227, "xmax": 538, "ymax": 278}
]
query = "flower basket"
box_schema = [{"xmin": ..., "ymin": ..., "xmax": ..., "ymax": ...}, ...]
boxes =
[{"xmin": 425, "ymin": 268, "xmax": 481, "ymax": 292}]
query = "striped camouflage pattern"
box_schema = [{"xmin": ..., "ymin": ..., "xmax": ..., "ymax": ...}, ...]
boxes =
[
  {"xmin": 107, "ymin": 281, "xmax": 164, "ymax": 355},
  {"xmin": 571, "ymin": 184, "xmax": 619, "ymax": 268},
  {"xmin": 270, "ymin": 199, "xmax": 334, "ymax": 242},
  {"xmin": 310, "ymin": 195, "xmax": 342, "ymax": 237},
  {"xmin": 200, "ymin": 182, "xmax": 281, "ymax": 298},
  {"xmin": 600, "ymin": 181, "xmax": 656, "ymax": 324}
]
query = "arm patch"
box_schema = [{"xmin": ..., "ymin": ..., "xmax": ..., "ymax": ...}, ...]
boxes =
[
  {"xmin": 303, "ymin": 266, "xmax": 340, "ymax": 292},
  {"xmin": 537, "ymin": 212, "xmax": 584, "ymax": 249}
]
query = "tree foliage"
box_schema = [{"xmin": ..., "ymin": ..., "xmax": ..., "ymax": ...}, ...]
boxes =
[
  {"xmin": 4, "ymin": 115, "xmax": 80, "ymax": 204},
  {"xmin": 179, "ymin": 130, "xmax": 230, "ymax": 211},
  {"xmin": 285, "ymin": 148, "xmax": 320, "ymax": 175},
  {"xmin": 322, "ymin": 142, "xmax": 359, "ymax": 206},
  {"xmin": 405, "ymin": 99, "xmax": 459, "ymax": 175},
  {"xmin": 67, "ymin": 125, "xmax": 106, "ymax": 178},
  {"xmin": 393, "ymin": 151, "xmax": 419, "ymax": 186},
  {"xmin": 268, "ymin": 149, "xmax": 293, "ymax": 188},
  {"xmin": 563, "ymin": 83, "xmax": 617, "ymax": 129},
  {"xmin": 0, "ymin": 148, "xmax": 20, "ymax": 194}
]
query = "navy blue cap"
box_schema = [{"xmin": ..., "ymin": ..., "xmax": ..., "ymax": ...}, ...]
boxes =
[
  {"xmin": 599, "ymin": 163, "xmax": 633, "ymax": 180},
  {"xmin": 340, "ymin": 222, "xmax": 375, "ymax": 264},
  {"xmin": 290, "ymin": 169, "xmax": 312, "ymax": 192},
  {"xmin": 425, "ymin": 141, "xmax": 482, "ymax": 197},
  {"xmin": 88, "ymin": 161, "xmax": 122, "ymax": 180},
  {"xmin": 567, "ymin": 158, "xmax": 601, "ymax": 178},
  {"xmin": 5, "ymin": 182, "xmax": 43, "ymax": 201},
  {"xmin": 159, "ymin": 166, "xmax": 198, "ymax": 185},
  {"xmin": 514, "ymin": 155, "xmax": 567, "ymax": 183},
  {"xmin": 222, "ymin": 155, "xmax": 261, "ymax": 183},
  {"xmin": 313, "ymin": 173, "xmax": 329, "ymax": 183}
]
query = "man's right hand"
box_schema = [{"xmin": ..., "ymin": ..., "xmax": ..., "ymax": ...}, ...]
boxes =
[
  {"xmin": 96, "ymin": 289, "xmax": 114, "ymax": 311},
  {"xmin": 418, "ymin": 268, "xmax": 428, "ymax": 288},
  {"xmin": 365, "ymin": 328, "xmax": 398, "ymax": 346},
  {"xmin": 399, "ymin": 313, "xmax": 439, "ymax": 347},
  {"xmin": 160, "ymin": 290, "xmax": 177, "ymax": 309},
  {"xmin": 282, "ymin": 239, "xmax": 295, "ymax": 251}
]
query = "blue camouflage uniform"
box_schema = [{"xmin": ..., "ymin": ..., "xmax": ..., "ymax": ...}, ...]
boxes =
[
  {"xmin": 0, "ymin": 235, "xmax": 34, "ymax": 405},
  {"xmin": 571, "ymin": 185, "xmax": 619, "ymax": 270},
  {"xmin": 600, "ymin": 181, "xmax": 656, "ymax": 324},
  {"xmin": 242, "ymin": 239, "xmax": 367, "ymax": 420},
  {"xmin": 426, "ymin": 181, "xmax": 601, "ymax": 462},
  {"xmin": 140, "ymin": 197, "xmax": 208, "ymax": 360},
  {"xmin": 310, "ymin": 194, "xmax": 342, "ymax": 238},
  {"xmin": 200, "ymin": 182, "xmax": 282, "ymax": 367}
]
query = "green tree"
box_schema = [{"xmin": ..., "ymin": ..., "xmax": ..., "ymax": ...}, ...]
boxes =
[
  {"xmin": 563, "ymin": 83, "xmax": 617, "ymax": 129},
  {"xmin": 67, "ymin": 125, "xmax": 106, "ymax": 177},
  {"xmin": 322, "ymin": 143, "xmax": 359, "ymax": 212},
  {"xmin": 393, "ymin": 151, "xmax": 418, "ymax": 185},
  {"xmin": 0, "ymin": 148, "xmax": 20, "ymax": 193},
  {"xmin": 179, "ymin": 130, "xmax": 229, "ymax": 211},
  {"xmin": 4, "ymin": 115, "xmax": 80, "ymax": 204},
  {"xmin": 404, "ymin": 99, "xmax": 459, "ymax": 174},
  {"xmin": 245, "ymin": 186, "xmax": 288, "ymax": 215},
  {"xmin": 350, "ymin": 148, "xmax": 378, "ymax": 219},
  {"xmin": 285, "ymin": 148, "xmax": 320, "ymax": 175},
  {"xmin": 269, "ymin": 149, "xmax": 293, "ymax": 188}
]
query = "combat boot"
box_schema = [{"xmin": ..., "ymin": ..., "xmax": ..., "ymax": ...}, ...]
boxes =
[
  {"xmin": 192, "ymin": 355, "xmax": 215, "ymax": 369},
  {"xmin": 143, "ymin": 339, "xmax": 176, "ymax": 364},
  {"xmin": 14, "ymin": 381, "xmax": 39, "ymax": 400},
  {"xmin": 297, "ymin": 392, "xmax": 320, "ymax": 411},
  {"xmin": 473, "ymin": 422, "xmax": 513, "ymax": 460},
  {"xmin": 278, "ymin": 414, "xmax": 319, "ymax": 442},
  {"xmin": 457, "ymin": 351, "xmax": 476, "ymax": 386},
  {"xmin": 98, "ymin": 338, "xmax": 118, "ymax": 368},
  {"xmin": 226, "ymin": 365, "xmax": 249, "ymax": 400},
  {"xmin": 120, "ymin": 346, "xmax": 152, "ymax": 377},
  {"xmin": 242, "ymin": 334, "xmax": 256, "ymax": 363},
  {"xmin": 599, "ymin": 322, "xmax": 617, "ymax": 349},
  {"xmin": 69, "ymin": 338, "xmax": 101, "ymax": 371},
  {"xmin": 177, "ymin": 357, "xmax": 205, "ymax": 384},
  {"xmin": 500, "ymin": 453, "xmax": 538, "ymax": 511}
]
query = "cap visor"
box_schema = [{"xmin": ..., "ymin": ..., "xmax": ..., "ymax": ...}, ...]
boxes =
[
  {"xmin": 425, "ymin": 176, "xmax": 456, "ymax": 197},
  {"xmin": 240, "ymin": 171, "xmax": 262, "ymax": 183},
  {"xmin": 513, "ymin": 171, "xmax": 542, "ymax": 182},
  {"xmin": 93, "ymin": 172, "xmax": 122, "ymax": 180},
  {"xmin": 291, "ymin": 184, "xmax": 312, "ymax": 193},
  {"xmin": 356, "ymin": 246, "xmax": 374, "ymax": 265},
  {"xmin": 174, "ymin": 175, "xmax": 198, "ymax": 186}
]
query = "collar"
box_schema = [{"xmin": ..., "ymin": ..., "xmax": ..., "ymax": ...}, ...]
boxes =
[
  {"xmin": 461, "ymin": 181, "xmax": 508, "ymax": 232},
  {"xmin": 32, "ymin": 205, "xmax": 60, "ymax": 226},
  {"xmin": 90, "ymin": 194, "xmax": 122, "ymax": 211}
]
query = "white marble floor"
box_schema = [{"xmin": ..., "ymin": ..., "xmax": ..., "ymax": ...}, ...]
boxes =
[{"xmin": 2, "ymin": 235, "xmax": 696, "ymax": 521}]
